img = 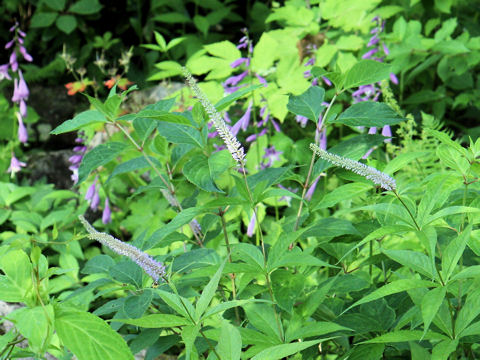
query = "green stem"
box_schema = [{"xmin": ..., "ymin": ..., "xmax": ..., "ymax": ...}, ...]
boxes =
[
  {"xmin": 219, "ymin": 209, "xmax": 241, "ymax": 324},
  {"xmin": 293, "ymin": 93, "xmax": 338, "ymax": 232},
  {"xmin": 393, "ymin": 190, "xmax": 420, "ymax": 231}
]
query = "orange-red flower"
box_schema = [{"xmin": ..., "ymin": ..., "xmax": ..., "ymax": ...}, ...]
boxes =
[
  {"xmin": 104, "ymin": 75, "xmax": 133, "ymax": 90},
  {"xmin": 64, "ymin": 79, "xmax": 93, "ymax": 95}
]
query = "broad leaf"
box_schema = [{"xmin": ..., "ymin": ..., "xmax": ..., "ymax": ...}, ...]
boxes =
[
  {"xmin": 78, "ymin": 142, "xmax": 128, "ymax": 184},
  {"xmin": 332, "ymin": 102, "xmax": 404, "ymax": 127},
  {"xmin": 343, "ymin": 60, "xmax": 391, "ymax": 90},
  {"xmin": 54, "ymin": 305, "xmax": 133, "ymax": 360},
  {"xmin": 287, "ymin": 86, "xmax": 325, "ymax": 122},
  {"xmin": 157, "ymin": 122, "xmax": 204, "ymax": 148},
  {"xmin": 50, "ymin": 110, "xmax": 107, "ymax": 134},
  {"xmin": 217, "ymin": 321, "xmax": 242, "ymax": 360}
]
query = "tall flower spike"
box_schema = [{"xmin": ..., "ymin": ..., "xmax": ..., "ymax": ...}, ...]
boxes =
[
  {"xmin": 183, "ymin": 67, "xmax": 245, "ymax": 165},
  {"xmin": 78, "ymin": 215, "xmax": 166, "ymax": 283},
  {"xmin": 309, "ymin": 144, "xmax": 396, "ymax": 191}
]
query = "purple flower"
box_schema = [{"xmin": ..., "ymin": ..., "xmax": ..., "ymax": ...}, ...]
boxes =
[
  {"xmin": 296, "ymin": 115, "xmax": 308, "ymax": 128},
  {"xmin": 367, "ymin": 34, "xmax": 379, "ymax": 47},
  {"xmin": 261, "ymin": 145, "xmax": 282, "ymax": 168},
  {"xmin": 19, "ymin": 46, "xmax": 33, "ymax": 62},
  {"xmin": 91, "ymin": 190, "xmax": 100, "ymax": 210},
  {"xmin": 303, "ymin": 70, "xmax": 312, "ymax": 78},
  {"xmin": 9, "ymin": 51, "xmax": 17, "ymax": 72},
  {"xmin": 382, "ymin": 43, "xmax": 390, "ymax": 55},
  {"xmin": 305, "ymin": 57, "xmax": 315, "ymax": 66},
  {"xmin": 322, "ymin": 77, "xmax": 332, "ymax": 86},
  {"xmin": 305, "ymin": 174, "xmax": 323, "ymax": 201},
  {"xmin": 85, "ymin": 176, "xmax": 98, "ymax": 201},
  {"xmin": 230, "ymin": 101, "xmax": 252, "ymax": 136},
  {"xmin": 102, "ymin": 198, "xmax": 112, "ymax": 224},
  {"xmin": 256, "ymin": 73, "xmax": 267, "ymax": 86},
  {"xmin": 7, "ymin": 154, "xmax": 26, "ymax": 177},
  {"xmin": 247, "ymin": 213, "xmax": 256, "ymax": 237},
  {"xmin": 231, "ymin": 57, "xmax": 248, "ymax": 68},
  {"xmin": 362, "ymin": 48, "xmax": 378, "ymax": 59},
  {"xmin": 11, "ymin": 71, "xmax": 29, "ymax": 102},
  {"xmin": 19, "ymin": 99, "xmax": 27, "ymax": 117},
  {"xmin": 16, "ymin": 112, "xmax": 28, "ymax": 143},
  {"xmin": 224, "ymin": 71, "xmax": 248, "ymax": 86},
  {"xmin": 382, "ymin": 125, "xmax": 392, "ymax": 143},
  {"xmin": 390, "ymin": 73, "xmax": 399, "ymax": 85},
  {"xmin": 5, "ymin": 40, "xmax": 14, "ymax": 49},
  {"xmin": 0, "ymin": 64, "xmax": 11, "ymax": 80},
  {"xmin": 246, "ymin": 128, "xmax": 267, "ymax": 142}
]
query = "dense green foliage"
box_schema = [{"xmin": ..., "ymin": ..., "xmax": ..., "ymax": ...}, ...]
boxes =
[{"xmin": 0, "ymin": 0, "xmax": 479, "ymax": 359}]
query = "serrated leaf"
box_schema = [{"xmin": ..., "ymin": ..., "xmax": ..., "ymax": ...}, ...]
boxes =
[
  {"xmin": 287, "ymin": 86, "xmax": 325, "ymax": 122},
  {"xmin": 383, "ymin": 249, "xmax": 435, "ymax": 279},
  {"xmin": 114, "ymin": 314, "xmax": 190, "ymax": 328},
  {"xmin": 343, "ymin": 60, "xmax": 391, "ymax": 90},
  {"xmin": 157, "ymin": 122, "xmax": 204, "ymax": 148},
  {"xmin": 183, "ymin": 154, "xmax": 225, "ymax": 193},
  {"xmin": 56, "ymin": 14, "xmax": 77, "ymax": 34},
  {"xmin": 332, "ymin": 102, "xmax": 404, "ymax": 127},
  {"xmin": 251, "ymin": 340, "xmax": 323, "ymax": 360},
  {"xmin": 217, "ymin": 321, "xmax": 242, "ymax": 360},
  {"xmin": 54, "ymin": 305, "xmax": 133, "ymax": 360},
  {"xmin": 243, "ymin": 303, "xmax": 283, "ymax": 343},
  {"xmin": 441, "ymin": 226, "xmax": 471, "ymax": 282},
  {"xmin": 51, "ymin": 110, "xmax": 107, "ymax": 134},
  {"xmin": 78, "ymin": 142, "xmax": 128, "ymax": 184},
  {"xmin": 345, "ymin": 279, "xmax": 437, "ymax": 312},
  {"xmin": 421, "ymin": 287, "xmax": 446, "ymax": 336},
  {"xmin": 195, "ymin": 260, "xmax": 226, "ymax": 321},
  {"xmin": 69, "ymin": 0, "xmax": 102, "ymax": 14}
]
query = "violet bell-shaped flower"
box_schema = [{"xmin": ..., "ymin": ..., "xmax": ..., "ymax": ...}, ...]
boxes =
[
  {"xmin": 16, "ymin": 112, "xmax": 28, "ymax": 143},
  {"xmin": 8, "ymin": 154, "xmax": 26, "ymax": 177},
  {"xmin": 102, "ymin": 197, "xmax": 112, "ymax": 224},
  {"xmin": 0, "ymin": 64, "xmax": 11, "ymax": 81},
  {"xmin": 11, "ymin": 70, "xmax": 29, "ymax": 102}
]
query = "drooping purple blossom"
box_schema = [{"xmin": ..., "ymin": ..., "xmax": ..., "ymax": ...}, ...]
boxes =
[
  {"xmin": 261, "ymin": 146, "xmax": 282, "ymax": 169},
  {"xmin": 102, "ymin": 197, "xmax": 112, "ymax": 224},
  {"xmin": 69, "ymin": 133, "xmax": 88, "ymax": 184},
  {"xmin": 247, "ymin": 213, "xmax": 256, "ymax": 237},
  {"xmin": 0, "ymin": 64, "xmax": 11, "ymax": 80},
  {"xmin": 7, "ymin": 153, "xmax": 26, "ymax": 177},
  {"xmin": 16, "ymin": 111, "xmax": 28, "ymax": 143}
]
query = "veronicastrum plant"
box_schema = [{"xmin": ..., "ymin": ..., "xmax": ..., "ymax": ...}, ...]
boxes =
[{"xmin": 2, "ymin": 43, "xmax": 479, "ymax": 360}]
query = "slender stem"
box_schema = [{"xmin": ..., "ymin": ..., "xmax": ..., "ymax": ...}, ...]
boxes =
[
  {"xmin": 240, "ymin": 165, "xmax": 283, "ymax": 341},
  {"xmin": 113, "ymin": 121, "xmax": 203, "ymax": 245},
  {"xmin": 393, "ymin": 190, "xmax": 420, "ymax": 231},
  {"xmin": 219, "ymin": 209, "xmax": 241, "ymax": 324},
  {"xmin": 293, "ymin": 93, "xmax": 337, "ymax": 232}
]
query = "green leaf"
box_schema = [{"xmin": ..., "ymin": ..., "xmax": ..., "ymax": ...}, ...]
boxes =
[
  {"xmin": 109, "ymin": 261, "xmax": 143, "ymax": 288},
  {"xmin": 107, "ymin": 156, "xmax": 161, "ymax": 183},
  {"xmin": 184, "ymin": 154, "xmax": 224, "ymax": 193},
  {"xmin": 332, "ymin": 102, "xmax": 404, "ymax": 127},
  {"xmin": 51, "ymin": 110, "xmax": 107, "ymax": 134},
  {"xmin": 243, "ymin": 303, "xmax": 283, "ymax": 343},
  {"xmin": 114, "ymin": 314, "xmax": 190, "ymax": 328},
  {"xmin": 123, "ymin": 291, "xmax": 153, "ymax": 318},
  {"xmin": 182, "ymin": 324, "xmax": 200, "ymax": 359},
  {"xmin": 157, "ymin": 122, "xmax": 204, "ymax": 148},
  {"xmin": 285, "ymin": 321, "xmax": 351, "ymax": 342},
  {"xmin": 69, "ymin": 0, "xmax": 102, "ymax": 14},
  {"xmin": 456, "ymin": 286, "xmax": 480, "ymax": 336},
  {"xmin": 421, "ymin": 287, "xmax": 446, "ymax": 336},
  {"xmin": 217, "ymin": 321, "xmax": 242, "ymax": 360},
  {"xmin": 30, "ymin": 12, "xmax": 58, "ymax": 28},
  {"xmin": 232, "ymin": 243, "xmax": 265, "ymax": 272},
  {"xmin": 193, "ymin": 15, "xmax": 209, "ymax": 36},
  {"xmin": 361, "ymin": 330, "xmax": 447, "ymax": 343},
  {"xmin": 56, "ymin": 15, "xmax": 77, "ymax": 34},
  {"xmin": 195, "ymin": 260, "xmax": 226, "ymax": 321},
  {"xmin": 54, "ymin": 305, "xmax": 133, "ymax": 360},
  {"xmin": 78, "ymin": 142, "xmax": 128, "ymax": 184},
  {"xmin": 46, "ymin": 0, "xmax": 66, "ymax": 11},
  {"xmin": 287, "ymin": 86, "xmax": 325, "ymax": 122},
  {"xmin": 383, "ymin": 249, "xmax": 435, "ymax": 279},
  {"xmin": 348, "ymin": 344, "xmax": 385, "ymax": 360},
  {"xmin": 343, "ymin": 60, "xmax": 391, "ymax": 90},
  {"xmin": 8, "ymin": 305, "xmax": 53, "ymax": 352},
  {"xmin": 133, "ymin": 117, "xmax": 157, "ymax": 142},
  {"xmin": 431, "ymin": 339, "xmax": 458, "ymax": 360},
  {"xmin": 0, "ymin": 249, "xmax": 32, "ymax": 302},
  {"xmin": 441, "ymin": 226, "xmax": 471, "ymax": 282},
  {"xmin": 215, "ymin": 85, "xmax": 263, "ymax": 111},
  {"xmin": 156, "ymin": 289, "xmax": 195, "ymax": 319},
  {"xmin": 345, "ymin": 279, "xmax": 437, "ymax": 312},
  {"xmin": 251, "ymin": 340, "xmax": 323, "ymax": 360},
  {"xmin": 313, "ymin": 183, "xmax": 371, "ymax": 210},
  {"xmin": 81, "ymin": 255, "xmax": 115, "ymax": 274},
  {"xmin": 136, "ymin": 110, "xmax": 192, "ymax": 126}
]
